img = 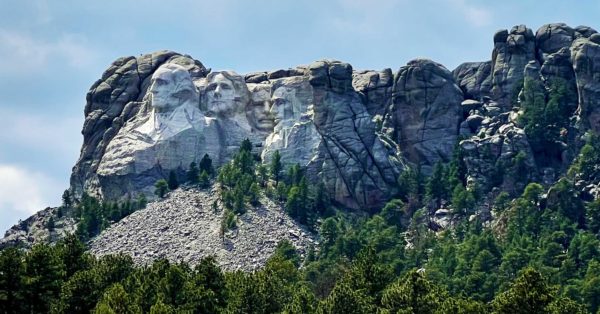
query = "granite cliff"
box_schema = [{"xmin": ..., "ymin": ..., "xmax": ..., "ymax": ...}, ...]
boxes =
[{"xmin": 5, "ymin": 22, "xmax": 600, "ymax": 270}]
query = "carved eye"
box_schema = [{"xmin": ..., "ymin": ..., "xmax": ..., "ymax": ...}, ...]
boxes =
[
  {"xmin": 206, "ymin": 83, "xmax": 217, "ymax": 91},
  {"xmin": 154, "ymin": 78, "xmax": 168, "ymax": 86},
  {"xmin": 273, "ymin": 98, "xmax": 285, "ymax": 106},
  {"xmin": 219, "ymin": 83, "xmax": 232, "ymax": 90}
]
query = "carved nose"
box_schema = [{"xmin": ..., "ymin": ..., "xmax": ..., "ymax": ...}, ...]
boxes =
[{"xmin": 214, "ymin": 85, "xmax": 222, "ymax": 97}]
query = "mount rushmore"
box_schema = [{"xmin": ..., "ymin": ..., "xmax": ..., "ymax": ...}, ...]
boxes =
[{"xmin": 68, "ymin": 22, "xmax": 600, "ymax": 213}]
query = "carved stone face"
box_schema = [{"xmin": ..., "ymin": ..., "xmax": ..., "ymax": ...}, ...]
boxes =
[
  {"xmin": 206, "ymin": 73, "xmax": 236, "ymax": 115},
  {"xmin": 247, "ymin": 86, "xmax": 274, "ymax": 132},
  {"xmin": 270, "ymin": 86, "xmax": 296, "ymax": 127},
  {"xmin": 149, "ymin": 64, "xmax": 196, "ymax": 113}
]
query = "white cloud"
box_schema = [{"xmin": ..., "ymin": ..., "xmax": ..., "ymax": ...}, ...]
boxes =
[
  {"xmin": 448, "ymin": 0, "xmax": 493, "ymax": 27},
  {"xmin": 0, "ymin": 29, "xmax": 98, "ymax": 74},
  {"xmin": 0, "ymin": 164, "xmax": 62, "ymax": 232},
  {"xmin": 0, "ymin": 109, "xmax": 82, "ymax": 155}
]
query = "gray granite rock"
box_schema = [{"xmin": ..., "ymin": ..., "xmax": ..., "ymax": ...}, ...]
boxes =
[
  {"xmin": 352, "ymin": 68, "xmax": 394, "ymax": 117},
  {"xmin": 535, "ymin": 23, "xmax": 575, "ymax": 62},
  {"xmin": 571, "ymin": 36, "xmax": 600, "ymax": 133},
  {"xmin": 452, "ymin": 61, "xmax": 492, "ymax": 100},
  {"xmin": 383, "ymin": 58, "xmax": 464, "ymax": 172},
  {"xmin": 262, "ymin": 61, "xmax": 403, "ymax": 210},
  {"xmin": 70, "ymin": 51, "xmax": 208, "ymax": 200},
  {"xmin": 491, "ymin": 25, "xmax": 537, "ymax": 108}
]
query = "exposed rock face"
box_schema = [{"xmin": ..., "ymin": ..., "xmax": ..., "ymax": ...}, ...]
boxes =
[
  {"xmin": 59, "ymin": 22, "xmax": 600, "ymax": 226},
  {"xmin": 490, "ymin": 25, "xmax": 537, "ymax": 108},
  {"xmin": 452, "ymin": 61, "xmax": 492, "ymax": 101},
  {"xmin": 89, "ymin": 187, "xmax": 316, "ymax": 271},
  {"xmin": 9, "ymin": 21, "xmax": 600, "ymax": 254},
  {"xmin": 535, "ymin": 23, "xmax": 575, "ymax": 62},
  {"xmin": 571, "ymin": 35, "xmax": 600, "ymax": 133},
  {"xmin": 383, "ymin": 59, "xmax": 463, "ymax": 171},
  {"xmin": 0, "ymin": 207, "xmax": 76, "ymax": 249},
  {"xmin": 352, "ymin": 68, "xmax": 394, "ymax": 117},
  {"xmin": 70, "ymin": 51, "xmax": 209, "ymax": 199},
  {"xmin": 71, "ymin": 54, "xmax": 404, "ymax": 210},
  {"xmin": 261, "ymin": 61, "xmax": 403, "ymax": 210}
]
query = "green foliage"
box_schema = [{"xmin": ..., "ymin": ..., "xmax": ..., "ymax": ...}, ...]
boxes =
[
  {"xmin": 0, "ymin": 248, "xmax": 25, "ymax": 314},
  {"xmin": 380, "ymin": 270, "xmax": 444, "ymax": 314},
  {"xmin": 286, "ymin": 177, "xmax": 311, "ymax": 225},
  {"xmin": 491, "ymin": 268, "xmax": 575, "ymax": 314},
  {"xmin": 167, "ymin": 170, "xmax": 179, "ymax": 190},
  {"xmin": 569, "ymin": 134, "xmax": 600, "ymax": 182},
  {"xmin": 62, "ymin": 189, "xmax": 72, "ymax": 208},
  {"xmin": 154, "ymin": 179, "xmax": 169, "ymax": 198},
  {"xmin": 381, "ymin": 199, "xmax": 405, "ymax": 228},
  {"xmin": 452, "ymin": 184, "xmax": 475, "ymax": 216},
  {"xmin": 493, "ymin": 192, "xmax": 511, "ymax": 212},
  {"xmin": 240, "ymin": 138, "xmax": 253, "ymax": 152},
  {"xmin": 199, "ymin": 153, "xmax": 214, "ymax": 176},
  {"xmin": 270, "ymin": 150, "xmax": 283, "ymax": 186},
  {"xmin": 186, "ymin": 162, "xmax": 199, "ymax": 184},
  {"xmin": 425, "ymin": 162, "xmax": 447, "ymax": 207},
  {"xmin": 75, "ymin": 193, "xmax": 147, "ymax": 240},
  {"xmin": 218, "ymin": 142, "xmax": 258, "ymax": 214},
  {"xmin": 47, "ymin": 216, "xmax": 55, "ymax": 231},
  {"xmin": 95, "ymin": 283, "xmax": 140, "ymax": 314},
  {"xmin": 23, "ymin": 244, "xmax": 65, "ymax": 313},
  {"xmin": 198, "ymin": 170, "xmax": 210, "ymax": 189},
  {"xmin": 519, "ymin": 78, "xmax": 575, "ymax": 166}
]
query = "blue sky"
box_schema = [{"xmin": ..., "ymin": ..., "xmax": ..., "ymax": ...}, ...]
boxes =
[{"xmin": 1, "ymin": 0, "xmax": 599, "ymax": 233}]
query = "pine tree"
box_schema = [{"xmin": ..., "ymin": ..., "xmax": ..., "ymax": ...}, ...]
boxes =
[
  {"xmin": 425, "ymin": 162, "xmax": 446, "ymax": 208},
  {"xmin": 187, "ymin": 161, "xmax": 199, "ymax": 184},
  {"xmin": 95, "ymin": 283, "xmax": 140, "ymax": 314},
  {"xmin": 491, "ymin": 268, "xmax": 554, "ymax": 314},
  {"xmin": 0, "ymin": 248, "xmax": 25, "ymax": 314},
  {"xmin": 137, "ymin": 193, "xmax": 147, "ymax": 209},
  {"xmin": 62, "ymin": 189, "xmax": 72, "ymax": 208},
  {"xmin": 199, "ymin": 154, "xmax": 214, "ymax": 176},
  {"xmin": 270, "ymin": 150, "xmax": 282, "ymax": 187},
  {"xmin": 168, "ymin": 170, "xmax": 179, "ymax": 190},
  {"xmin": 240, "ymin": 138, "xmax": 253, "ymax": 152},
  {"xmin": 380, "ymin": 270, "xmax": 444, "ymax": 314},
  {"xmin": 47, "ymin": 216, "xmax": 55, "ymax": 232},
  {"xmin": 155, "ymin": 179, "xmax": 169, "ymax": 198},
  {"xmin": 199, "ymin": 170, "xmax": 210, "ymax": 188},
  {"xmin": 23, "ymin": 244, "xmax": 66, "ymax": 313}
]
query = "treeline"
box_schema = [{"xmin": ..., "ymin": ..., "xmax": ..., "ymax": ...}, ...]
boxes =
[
  {"xmin": 73, "ymin": 192, "xmax": 147, "ymax": 241},
  {"xmin": 0, "ymin": 234, "xmax": 588, "ymax": 313},
  {"xmin": 215, "ymin": 139, "xmax": 332, "ymax": 230},
  {"xmin": 13, "ymin": 128, "xmax": 599, "ymax": 313}
]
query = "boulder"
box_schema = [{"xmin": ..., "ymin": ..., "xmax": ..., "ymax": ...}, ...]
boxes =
[
  {"xmin": 535, "ymin": 23, "xmax": 575, "ymax": 62},
  {"xmin": 452, "ymin": 61, "xmax": 492, "ymax": 100},
  {"xmin": 352, "ymin": 68, "xmax": 394, "ymax": 116}
]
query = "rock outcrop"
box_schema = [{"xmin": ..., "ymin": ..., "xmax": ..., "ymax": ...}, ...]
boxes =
[
  {"xmin": 383, "ymin": 59, "xmax": 464, "ymax": 172},
  {"xmin": 490, "ymin": 25, "xmax": 537, "ymax": 108},
  {"xmin": 452, "ymin": 61, "xmax": 492, "ymax": 101},
  {"xmin": 70, "ymin": 51, "xmax": 209, "ymax": 199},
  {"xmin": 10, "ymin": 22, "xmax": 600, "ymax": 250}
]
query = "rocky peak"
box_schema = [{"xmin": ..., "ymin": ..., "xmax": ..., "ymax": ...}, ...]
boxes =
[{"xmin": 59, "ymin": 23, "xmax": 600, "ymax": 223}]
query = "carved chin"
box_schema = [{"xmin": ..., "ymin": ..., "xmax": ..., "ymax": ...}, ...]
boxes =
[{"xmin": 255, "ymin": 121, "xmax": 274, "ymax": 131}]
